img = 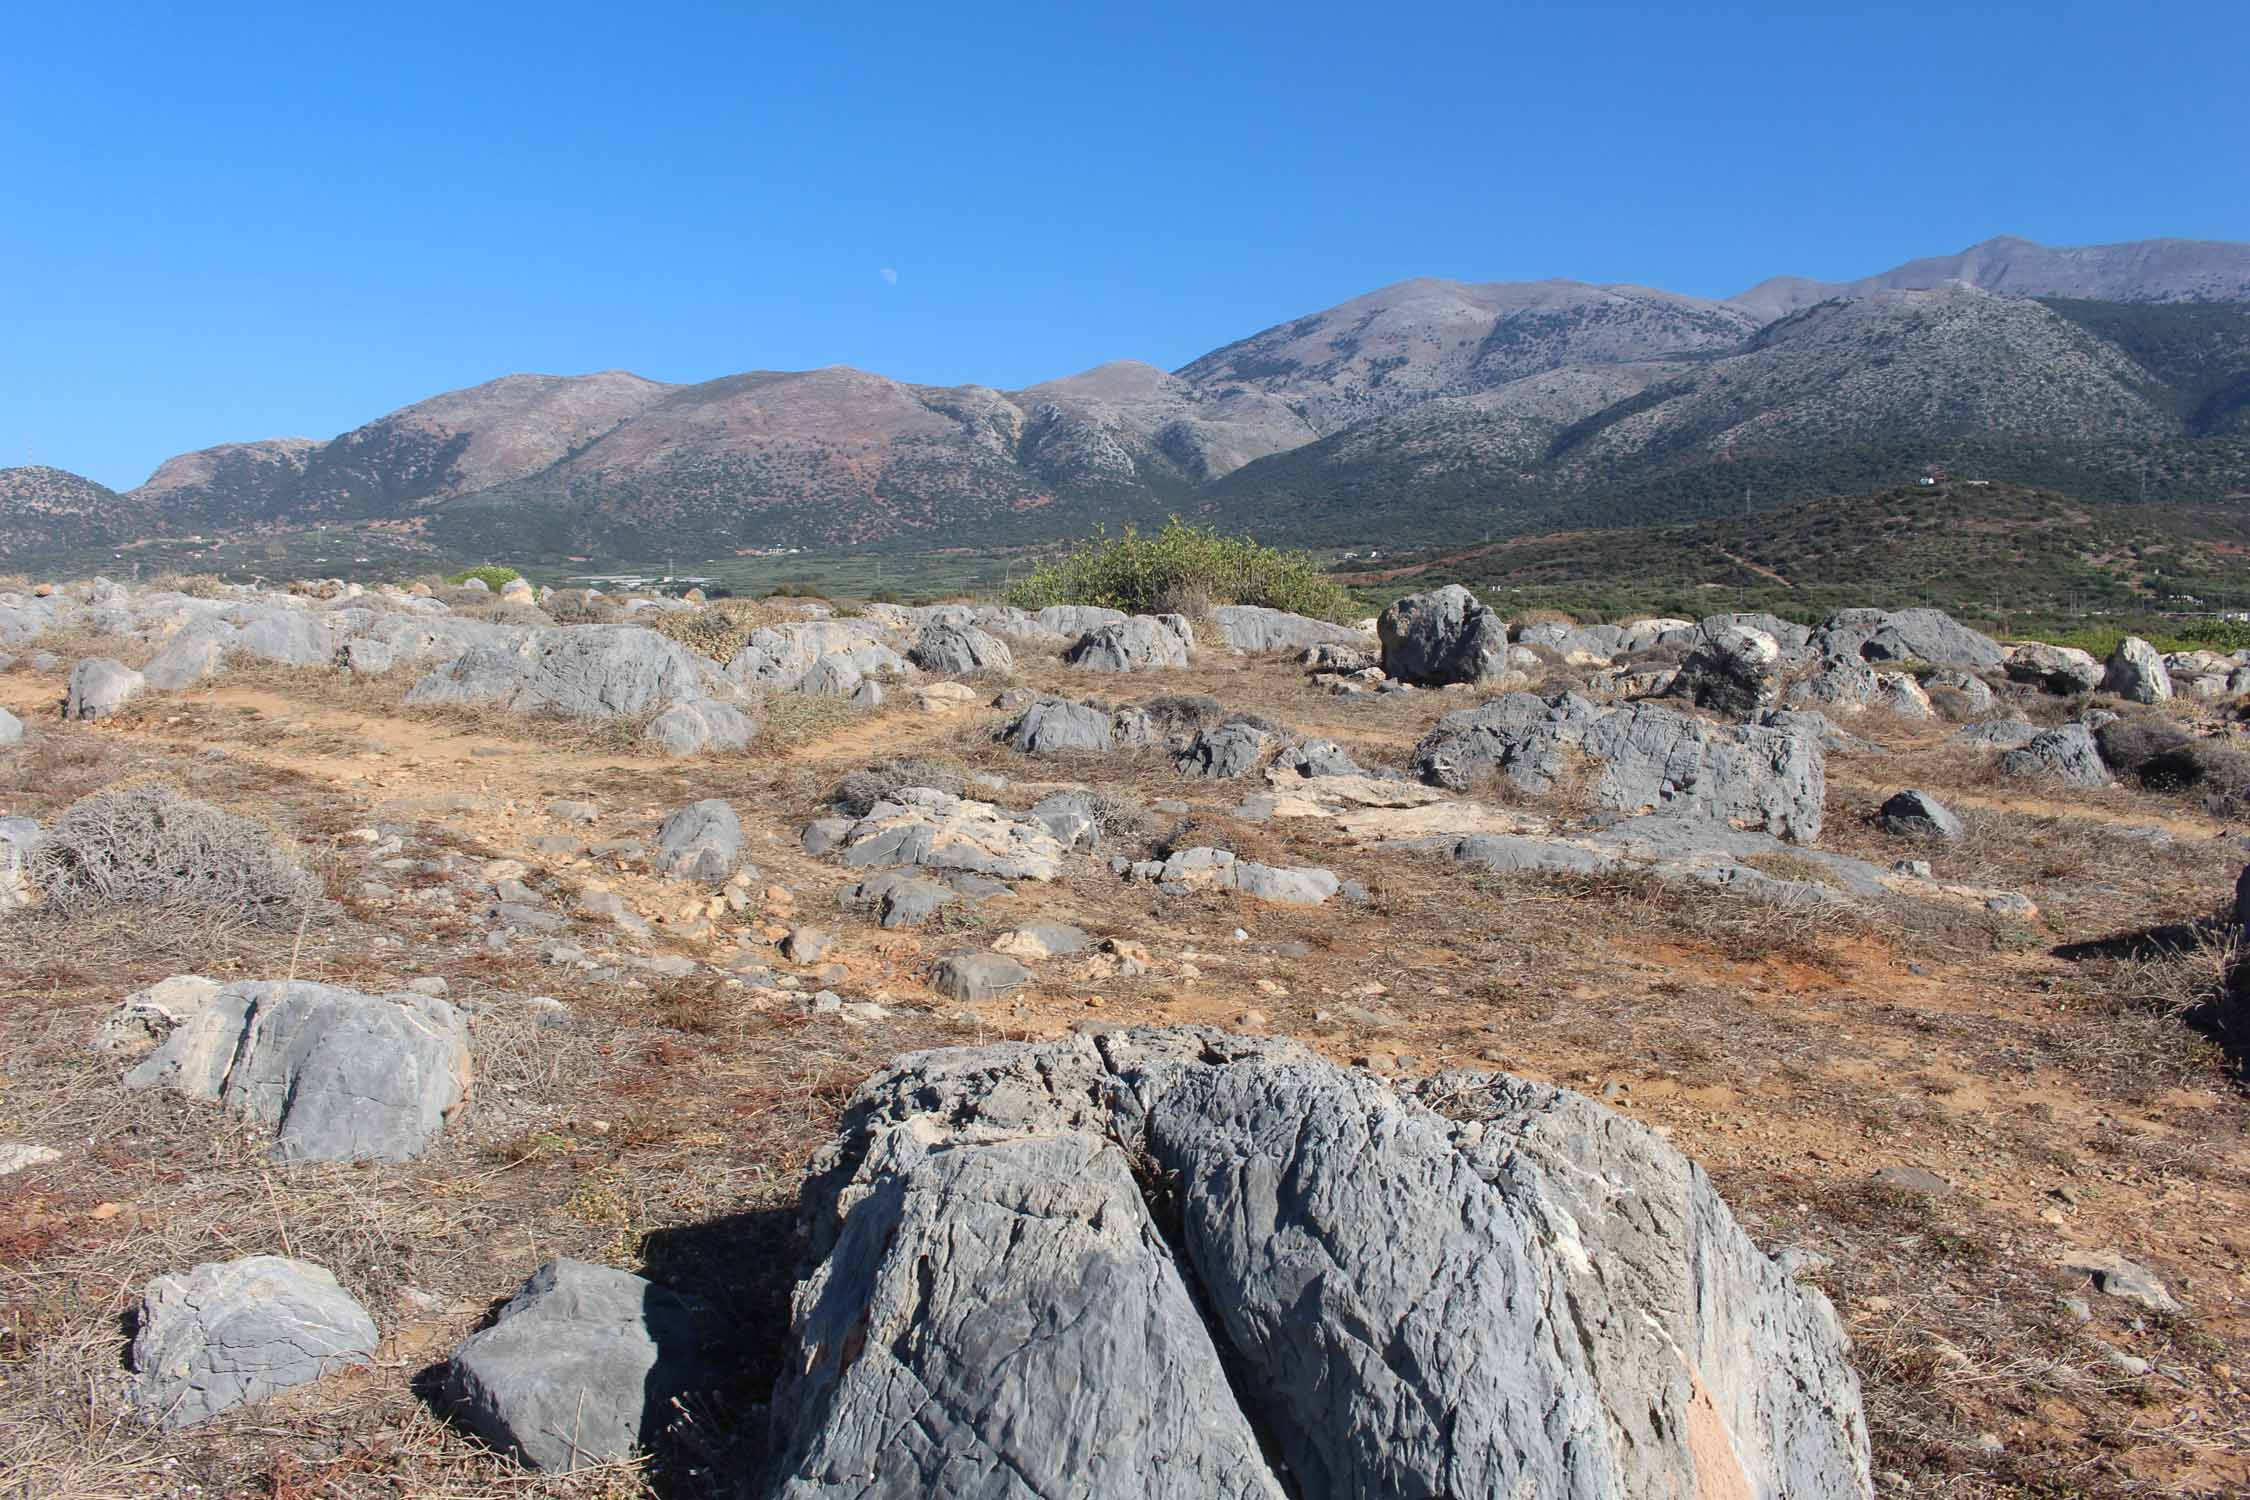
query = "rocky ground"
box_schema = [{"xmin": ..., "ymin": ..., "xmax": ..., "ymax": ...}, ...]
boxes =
[{"xmin": 2, "ymin": 576, "xmax": 2249, "ymax": 1497}]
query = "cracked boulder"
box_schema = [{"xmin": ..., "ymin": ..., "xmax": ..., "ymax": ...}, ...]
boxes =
[
  {"xmin": 769, "ymin": 1029, "xmax": 1872, "ymax": 1500},
  {"xmin": 131, "ymin": 1256, "xmax": 378, "ymax": 1428},
  {"xmin": 124, "ymin": 981, "xmax": 470, "ymax": 1163}
]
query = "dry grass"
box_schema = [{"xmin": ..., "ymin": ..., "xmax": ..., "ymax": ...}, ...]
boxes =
[{"xmin": 6, "ymin": 626, "xmax": 2250, "ymax": 1498}]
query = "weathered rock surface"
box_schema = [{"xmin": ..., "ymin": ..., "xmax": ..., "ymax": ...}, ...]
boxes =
[
  {"xmin": 407, "ymin": 626, "xmax": 711, "ymax": 718},
  {"xmin": 2007, "ymin": 642, "xmax": 2105, "ymax": 695},
  {"xmin": 2102, "ymin": 636, "xmax": 2174, "ymax": 704},
  {"xmin": 1998, "ymin": 722, "xmax": 2112, "ymax": 786},
  {"xmin": 1125, "ymin": 846, "xmax": 1342, "ymax": 904},
  {"xmin": 654, "ymin": 799, "xmax": 745, "ymax": 881},
  {"xmin": 1812, "ymin": 608, "xmax": 2005, "ymax": 671},
  {"xmin": 1377, "ymin": 584, "xmax": 1511, "ymax": 685},
  {"xmin": 930, "ymin": 951, "xmax": 1032, "ymax": 1000},
  {"xmin": 65, "ymin": 657, "xmax": 145, "ymax": 719},
  {"xmin": 0, "ymin": 815, "xmax": 35, "ymax": 911},
  {"xmin": 908, "ymin": 621, "xmax": 1016, "ymax": 675},
  {"xmin": 1207, "ymin": 604, "xmax": 1363, "ymax": 653},
  {"xmin": 1066, "ymin": 614, "xmax": 1195, "ymax": 672},
  {"xmin": 1413, "ymin": 691, "xmax": 1826, "ymax": 842},
  {"xmin": 1670, "ymin": 623, "xmax": 1781, "ymax": 713},
  {"xmin": 770, "ymin": 1030, "xmax": 1872, "ymax": 1500},
  {"xmin": 97, "ymin": 975, "xmax": 223, "ymax": 1055},
  {"xmin": 131, "ymin": 1256, "xmax": 377, "ymax": 1428},
  {"xmin": 642, "ymin": 699, "xmax": 757, "ymax": 756},
  {"xmin": 829, "ymin": 789, "xmax": 1067, "ymax": 882},
  {"xmin": 125, "ymin": 981, "xmax": 470, "ymax": 1163},
  {"xmin": 999, "ymin": 697, "xmax": 1105, "ymax": 755},
  {"xmin": 1174, "ymin": 720, "xmax": 1273, "ymax": 779},
  {"xmin": 444, "ymin": 1258, "xmax": 708, "ymax": 1472},
  {"xmin": 1878, "ymin": 789, "xmax": 1965, "ymax": 841}
]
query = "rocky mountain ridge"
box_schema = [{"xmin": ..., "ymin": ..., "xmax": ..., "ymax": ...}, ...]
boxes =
[{"xmin": 8, "ymin": 234, "xmax": 2250, "ymax": 564}]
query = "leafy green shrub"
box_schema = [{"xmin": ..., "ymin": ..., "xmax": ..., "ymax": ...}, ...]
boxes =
[
  {"xmin": 1005, "ymin": 519, "xmax": 1356, "ymax": 622},
  {"xmin": 445, "ymin": 565, "xmax": 522, "ymax": 589}
]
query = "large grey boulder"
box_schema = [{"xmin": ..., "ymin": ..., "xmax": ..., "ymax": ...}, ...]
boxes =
[
  {"xmin": 1669, "ymin": 623, "xmax": 1781, "ymax": 714},
  {"xmin": 772, "ymin": 1030, "xmax": 1872, "ymax": 1500},
  {"xmin": 1377, "ymin": 585, "xmax": 1511, "ymax": 685},
  {"xmin": 1923, "ymin": 669, "xmax": 1997, "ymax": 717},
  {"xmin": 1066, "ymin": 614, "xmax": 1195, "ymax": 672},
  {"xmin": 0, "ymin": 705, "xmax": 20, "ymax": 746},
  {"xmin": 1999, "ymin": 722, "xmax": 2112, "ymax": 786},
  {"xmin": 654, "ymin": 799, "xmax": 745, "ymax": 881},
  {"xmin": 1207, "ymin": 604, "xmax": 1362, "ymax": 653},
  {"xmin": 1785, "ymin": 654, "xmax": 1880, "ymax": 712},
  {"xmin": 1174, "ymin": 720, "xmax": 1273, "ymax": 779},
  {"xmin": 232, "ymin": 610, "xmax": 335, "ymax": 667},
  {"xmin": 998, "ymin": 697, "xmax": 1116, "ymax": 756},
  {"xmin": 2006, "ymin": 642, "xmax": 2104, "ymax": 695},
  {"xmin": 444, "ymin": 1259, "xmax": 708, "ymax": 1473},
  {"xmin": 131, "ymin": 1256, "xmax": 377, "ymax": 1428},
  {"xmin": 142, "ymin": 622, "xmax": 233, "ymax": 690},
  {"xmin": 909, "ymin": 622, "xmax": 1015, "ymax": 675},
  {"xmin": 2102, "ymin": 637, "xmax": 2173, "ymax": 704},
  {"xmin": 124, "ymin": 981, "xmax": 470, "ymax": 1163},
  {"xmin": 1812, "ymin": 608, "xmax": 2004, "ymax": 671},
  {"xmin": 1413, "ymin": 691, "xmax": 1826, "ymax": 843},
  {"xmin": 407, "ymin": 626, "xmax": 710, "ymax": 718},
  {"xmin": 65, "ymin": 657, "xmax": 145, "ymax": 719}
]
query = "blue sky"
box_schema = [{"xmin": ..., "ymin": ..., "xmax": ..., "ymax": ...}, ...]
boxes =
[{"xmin": 5, "ymin": 1, "xmax": 2245, "ymax": 490}]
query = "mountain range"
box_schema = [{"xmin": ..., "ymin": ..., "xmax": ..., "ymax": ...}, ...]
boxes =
[{"xmin": 7, "ymin": 234, "xmax": 2250, "ymax": 567}]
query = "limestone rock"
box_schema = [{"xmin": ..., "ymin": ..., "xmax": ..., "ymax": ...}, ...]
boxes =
[
  {"xmin": 772, "ymin": 1031, "xmax": 1873, "ymax": 1500},
  {"xmin": 131, "ymin": 1256, "xmax": 377, "ymax": 1428},
  {"xmin": 2101, "ymin": 637, "xmax": 2173, "ymax": 704},
  {"xmin": 654, "ymin": 799, "xmax": 745, "ymax": 882},
  {"xmin": 1377, "ymin": 585, "xmax": 1511, "ymax": 686},
  {"xmin": 65, "ymin": 657, "xmax": 144, "ymax": 719},
  {"xmin": 829, "ymin": 789, "xmax": 1067, "ymax": 883},
  {"xmin": 1066, "ymin": 614, "xmax": 1195, "ymax": 672},
  {"xmin": 125, "ymin": 981, "xmax": 470, "ymax": 1163},
  {"xmin": 1878, "ymin": 789, "xmax": 1964, "ymax": 841},
  {"xmin": 444, "ymin": 1259, "xmax": 708, "ymax": 1472}
]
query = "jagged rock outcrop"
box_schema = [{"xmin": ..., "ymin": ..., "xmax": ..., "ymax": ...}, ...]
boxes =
[
  {"xmin": 768, "ymin": 1030, "xmax": 1872, "ymax": 1500},
  {"xmin": 909, "ymin": 621, "xmax": 1016, "ymax": 675},
  {"xmin": 1207, "ymin": 605, "xmax": 1363, "ymax": 653},
  {"xmin": 825, "ymin": 788, "xmax": 1067, "ymax": 882}
]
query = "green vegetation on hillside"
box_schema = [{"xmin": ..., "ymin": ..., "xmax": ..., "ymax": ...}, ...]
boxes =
[
  {"xmin": 444, "ymin": 564, "xmax": 522, "ymax": 589},
  {"xmin": 1004, "ymin": 518, "xmax": 1357, "ymax": 622},
  {"xmin": 1343, "ymin": 482, "xmax": 2250, "ymax": 636}
]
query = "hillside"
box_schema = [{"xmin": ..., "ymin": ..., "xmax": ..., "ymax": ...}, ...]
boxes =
[
  {"xmin": 1346, "ymin": 481, "xmax": 2250, "ymax": 626},
  {"xmin": 0, "ymin": 465, "xmax": 136, "ymax": 554},
  {"xmin": 6, "ymin": 233, "xmax": 2250, "ymax": 570}
]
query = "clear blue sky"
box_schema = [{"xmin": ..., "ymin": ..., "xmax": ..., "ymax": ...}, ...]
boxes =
[{"xmin": 6, "ymin": 1, "xmax": 2245, "ymax": 490}]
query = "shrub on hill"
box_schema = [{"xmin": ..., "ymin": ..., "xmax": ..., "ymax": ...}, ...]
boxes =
[
  {"xmin": 1004, "ymin": 518, "xmax": 1356, "ymax": 622},
  {"xmin": 444, "ymin": 565, "xmax": 522, "ymax": 589}
]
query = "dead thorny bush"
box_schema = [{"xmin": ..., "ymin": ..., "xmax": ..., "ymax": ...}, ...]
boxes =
[{"xmin": 27, "ymin": 778, "xmax": 324, "ymax": 927}]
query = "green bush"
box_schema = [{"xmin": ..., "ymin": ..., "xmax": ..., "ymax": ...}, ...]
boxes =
[
  {"xmin": 1004, "ymin": 519, "xmax": 1356, "ymax": 622},
  {"xmin": 444, "ymin": 565, "xmax": 522, "ymax": 589}
]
